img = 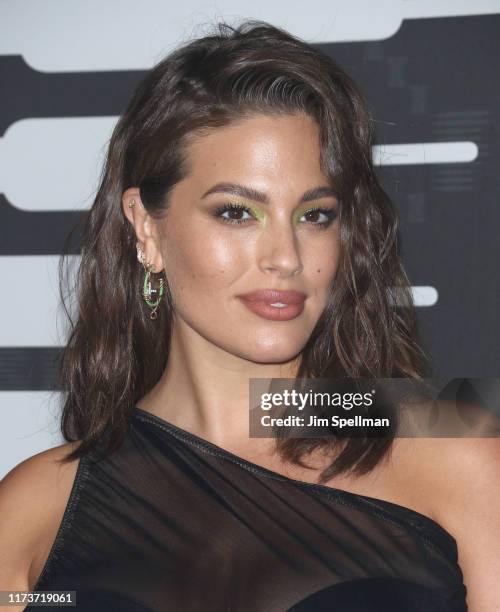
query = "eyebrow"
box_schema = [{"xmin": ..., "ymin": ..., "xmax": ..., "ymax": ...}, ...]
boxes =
[{"xmin": 201, "ymin": 182, "xmax": 338, "ymax": 205}]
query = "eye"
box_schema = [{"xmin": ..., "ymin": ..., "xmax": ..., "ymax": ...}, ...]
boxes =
[
  {"xmin": 214, "ymin": 203, "xmax": 255, "ymax": 225},
  {"xmin": 213, "ymin": 202, "xmax": 338, "ymax": 227},
  {"xmin": 300, "ymin": 206, "xmax": 338, "ymax": 228}
]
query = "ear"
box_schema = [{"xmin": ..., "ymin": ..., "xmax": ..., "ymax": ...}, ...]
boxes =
[{"xmin": 122, "ymin": 187, "xmax": 164, "ymax": 273}]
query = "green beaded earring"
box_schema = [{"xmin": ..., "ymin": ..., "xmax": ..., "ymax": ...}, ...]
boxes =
[{"xmin": 137, "ymin": 245, "xmax": 165, "ymax": 320}]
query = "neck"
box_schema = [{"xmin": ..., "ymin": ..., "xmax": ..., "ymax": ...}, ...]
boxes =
[{"xmin": 138, "ymin": 318, "xmax": 301, "ymax": 448}]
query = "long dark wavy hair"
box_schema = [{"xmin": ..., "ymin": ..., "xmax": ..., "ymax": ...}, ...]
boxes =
[{"xmin": 56, "ymin": 19, "xmax": 428, "ymax": 483}]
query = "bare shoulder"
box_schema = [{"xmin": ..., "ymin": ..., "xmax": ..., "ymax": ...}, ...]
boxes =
[
  {"xmin": 0, "ymin": 441, "xmax": 82, "ymax": 596},
  {"xmin": 403, "ymin": 437, "xmax": 500, "ymax": 520},
  {"xmin": 420, "ymin": 436, "xmax": 500, "ymax": 532},
  {"xmin": 394, "ymin": 437, "xmax": 500, "ymax": 610},
  {"xmin": 388, "ymin": 436, "xmax": 500, "ymax": 516}
]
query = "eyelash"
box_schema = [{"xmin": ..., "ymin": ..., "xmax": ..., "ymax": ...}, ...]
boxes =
[{"xmin": 214, "ymin": 203, "xmax": 338, "ymax": 228}]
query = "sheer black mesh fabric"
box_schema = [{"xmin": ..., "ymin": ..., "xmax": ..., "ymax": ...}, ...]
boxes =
[{"xmin": 29, "ymin": 406, "xmax": 468, "ymax": 611}]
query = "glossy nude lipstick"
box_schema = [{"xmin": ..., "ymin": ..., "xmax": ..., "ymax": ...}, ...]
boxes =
[{"xmin": 237, "ymin": 289, "xmax": 307, "ymax": 321}]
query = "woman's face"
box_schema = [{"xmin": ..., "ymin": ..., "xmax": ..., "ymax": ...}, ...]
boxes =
[{"xmin": 156, "ymin": 112, "xmax": 340, "ymax": 363}]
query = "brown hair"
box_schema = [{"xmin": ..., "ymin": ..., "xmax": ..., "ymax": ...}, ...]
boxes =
[{"xmin": 57, "ymin": 19, "xmax": 428, "ymax": 483}]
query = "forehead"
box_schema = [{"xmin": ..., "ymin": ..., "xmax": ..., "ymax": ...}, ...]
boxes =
[{"xmin": 182, "ymin": 113, "xmax": 325, "ymax": 186}]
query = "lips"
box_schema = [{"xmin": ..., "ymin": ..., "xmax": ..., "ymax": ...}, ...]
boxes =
[
  {"xmin": 237, "ymin": 289, "xmax": 307, "ymax": 322},
  {"xmin": 237, "ymin": 289, "xmax": 307, "ymax": 305}
]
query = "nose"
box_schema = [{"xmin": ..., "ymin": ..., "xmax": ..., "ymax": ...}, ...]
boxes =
[{"xmin": 258, "ymin": 220, "xmax": 304, "ymax": 278}]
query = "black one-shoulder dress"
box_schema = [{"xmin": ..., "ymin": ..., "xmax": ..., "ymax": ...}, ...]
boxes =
[{"xmin": 28, "ymin": 406, "xmax": 468, "ymax": 611}]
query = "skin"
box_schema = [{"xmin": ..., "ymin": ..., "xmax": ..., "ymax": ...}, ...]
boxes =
[{"xmin": 122, "ymin": 112, "xmax": 340, "ymax": 453}]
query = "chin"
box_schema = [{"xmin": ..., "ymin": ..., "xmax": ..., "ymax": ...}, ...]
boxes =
[{"xmin": 238, "ymin": 342, "xmax": 304, "ymax": 365}]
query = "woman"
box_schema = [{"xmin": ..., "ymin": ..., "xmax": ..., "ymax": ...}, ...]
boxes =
[{"xmin": 1, "ymin": 19, "xmax": 499, "ymax": 612}]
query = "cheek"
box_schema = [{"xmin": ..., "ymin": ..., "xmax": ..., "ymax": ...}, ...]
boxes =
[
  {"xmin": 165, "ymin": 227, "xmax": 247, "ymax": 299},
  {"xmin": 304, "ymin": 235, "xmax": 340, "ymax": 282}
]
